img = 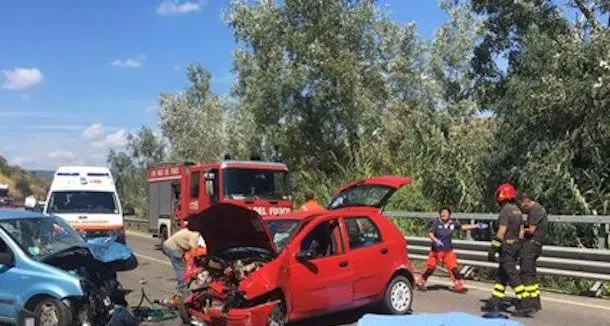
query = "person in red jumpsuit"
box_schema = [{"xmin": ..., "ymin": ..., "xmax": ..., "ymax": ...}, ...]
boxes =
[{"xmin": 416, "ymin": 206, "xmax": 488, "ymax": 292}]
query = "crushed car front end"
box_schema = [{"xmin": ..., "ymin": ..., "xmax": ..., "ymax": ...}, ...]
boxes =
[{"xmin": 179, "ymin": 203, "xmax": 295, "ymax": 326}]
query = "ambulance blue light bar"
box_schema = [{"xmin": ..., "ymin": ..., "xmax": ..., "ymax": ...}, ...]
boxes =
[
  {"xmin": 87, "ymin": 173, "xmax": 110, "ymax": 177},
  {"xmin": 56, "ymin": 172, "xmax": 80, "ymax": 176}
]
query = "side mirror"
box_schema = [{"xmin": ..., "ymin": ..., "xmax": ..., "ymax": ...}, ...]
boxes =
[
  {"xmin": 295, "ymin": 250, "xmax": 316, "ymax": 262},
  {"xmin": 123, "ymin": 207, "xmax": 135, "ymax": 216},
  {"xmin": 0, "ymin": 252, "xmax": 14, "ymax": 267}
]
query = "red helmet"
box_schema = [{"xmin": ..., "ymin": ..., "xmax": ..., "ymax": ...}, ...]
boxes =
[{"xmin": 495, "ymin": 183, "xmax": 516, "ymax": 203}]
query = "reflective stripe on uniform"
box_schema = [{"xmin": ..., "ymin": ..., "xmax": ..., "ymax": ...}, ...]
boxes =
[
  {"xmin": 492, "ymin": 290, "xmax": 505, "ymax": 299},
  {"xmin": 494, "ymin": 283, "xmax": 506, "ymax": 291}
]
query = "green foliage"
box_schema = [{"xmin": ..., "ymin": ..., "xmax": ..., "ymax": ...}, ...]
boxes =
[
  {"xmin": 14, "ymin": 177, "xmax": 31, "ymax": 197},
  {"xmin": 110, "ymin": 1, "xmax": 610, "ymax": 294},
  {"xmin": 107, "ymin": 127, "xmax": 167, "ymax": 217}
]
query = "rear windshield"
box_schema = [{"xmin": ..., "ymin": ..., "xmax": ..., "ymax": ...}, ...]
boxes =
[{"xmin": 46, "ymin": 191, "xmax": 119, "ymax": 214}]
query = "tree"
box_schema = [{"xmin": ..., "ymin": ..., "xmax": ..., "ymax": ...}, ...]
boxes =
[
  {"xmin": 107, "ymin": 126, "xmax": 167, "ymax": 217},
  {"xmin": 225, "ymin": 0, "xmax": 395, "ymax": 174},
  {"xmin": 159, "ymin": 64, "xmax": 226, "ymax": 163},
  {"xmin": 15, "ymin": 177, "xmax": 31, "ymax": 197}
]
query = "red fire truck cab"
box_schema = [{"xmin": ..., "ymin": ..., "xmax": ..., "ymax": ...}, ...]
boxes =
[{"xmin": 147, "ymin": 159, "xmax": 293, "ymax": 243}]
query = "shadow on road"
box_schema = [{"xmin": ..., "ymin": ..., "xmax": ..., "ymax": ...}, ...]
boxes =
[{"xmin": 287, "ymin": 306, "xmax": 378, "ymax": 326}]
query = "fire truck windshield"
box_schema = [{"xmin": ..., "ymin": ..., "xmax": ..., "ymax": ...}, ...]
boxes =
[
  {"xmin": 46, "ymin": 191, "xmax": 119, "ymax": 214},
  {"xmin": 222, "ymin": 168, "xmax": 290, "ymax": 200}
]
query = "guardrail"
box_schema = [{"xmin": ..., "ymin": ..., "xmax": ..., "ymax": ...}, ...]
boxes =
[
  {"xmin": 125, "ymin": 212, "xmax": 610, "ymax": 296},
  {"xmin": 124, "ymin": 216, "xmax": 149, "ymax": 233},
  {"xmin": 385, "ymin": 211, "xmax": 610, "ymax": 296},
  {"xmin": 385, "ymin": 210, "xmax": 610, "ymax": 249}
]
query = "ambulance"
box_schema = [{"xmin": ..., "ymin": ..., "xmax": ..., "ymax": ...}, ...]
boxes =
[{"xmin": 43, "ymin": 166, "xmax": 127, "ymax": 243}]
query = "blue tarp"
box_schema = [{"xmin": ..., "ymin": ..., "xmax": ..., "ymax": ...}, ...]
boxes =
[
  {"xmin": 85, "ymin": 236, "xmax": 133, "ymax": 263},
  {"xmin": 357, "ymin": 313, "xmax": 524, "ymax": 326}
]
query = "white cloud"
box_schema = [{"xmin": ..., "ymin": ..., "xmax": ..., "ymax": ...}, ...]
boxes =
[
  {"xmin": 11, "ymin": 156, "xmax": 35, "ymax": 166},
  {"xmin": 156, "ymin": 0, "xmax": 203, "ymax": 16},
  {"xmin": 0, "ymin": 124, "xmax": 83, "ymax": 131},
  {"xmin": 1, "ymin": 67, "xmax": 44, "ymax": 90},
  {"xmin": 1, "ymin": 124, "xmax": 133, "ymax": 169},
  {"xmin": 83, "ymin": 123, "xmax": 106, "ymax": 142},
  {"xmin": 48, "ymin": 150, "xmax": 75, "ymax": 160},
  {"xmin": 105, "ymin": 130, "xmax": 129, "ymax": 148},
  {"xmin": 82, "ymin": 123, "xmax": 129, "ymax": 149},
  {"xmin": 110, "ymin": 56, "xmax": 145, "ymax": 68}
]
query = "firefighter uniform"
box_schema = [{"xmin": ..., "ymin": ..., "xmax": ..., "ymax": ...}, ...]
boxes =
[
  {"xmin": 519, "ymin": 201, "xmax": 548, "ymax": 311},
  {"xmin": 483, "ymin": 184, "xmax": 533, "ymax": 316}
]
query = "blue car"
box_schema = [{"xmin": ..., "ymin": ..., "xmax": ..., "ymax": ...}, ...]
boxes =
[{"xmin": 0, "ymin": 209, "xmax": 137, "ymax": 326}]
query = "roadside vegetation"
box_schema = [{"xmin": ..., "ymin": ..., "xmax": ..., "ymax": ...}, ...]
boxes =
[
  {"xmin": 0, "ymin": 155, "xmax": 49, "ymax": 203},
  {"xmin": 108, "ymin": 1, "xmax": 610, "ymax": 296}
]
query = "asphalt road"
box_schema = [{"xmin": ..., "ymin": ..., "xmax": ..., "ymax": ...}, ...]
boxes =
[{"xmin": 118, "ymin": 231, "xmax": 610, "ymax": 326}]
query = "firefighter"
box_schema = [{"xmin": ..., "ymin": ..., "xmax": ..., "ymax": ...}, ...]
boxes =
[
  {"xmin": 299, "ymin": 192, "xmax": 325, "ymax": 212},
  {"xmin": 416, "ymin": 206, "xmax": 488, "ymax": 293},
  {"xmin": 518, "ymin": 192, "xmax": 548, "ymax": 312},
  {"xmin": 482, "ymin": 183, "xmax": 534, "ymax": 317}
]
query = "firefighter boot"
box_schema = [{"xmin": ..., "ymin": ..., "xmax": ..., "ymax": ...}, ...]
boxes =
[
  {"xmin": 512, "ymin": 297, "xmax": 536, "ymax": 317},
  {"xmin": 481, "ymin": 296, "xmax": 502, "ymax": 314},
  {"xmin": 530, "ymin": 284, "xmax": 542, "ymax": 311}
]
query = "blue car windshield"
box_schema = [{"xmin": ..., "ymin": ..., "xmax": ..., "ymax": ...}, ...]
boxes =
[{"xmin": 0, "ymin": 216, "xmax": 84, "ymax": 260}]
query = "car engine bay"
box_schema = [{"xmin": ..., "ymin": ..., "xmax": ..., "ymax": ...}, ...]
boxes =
[
  {"xmin": 183, "ymin": 248, "xmax": 274, "ymax": 315},
  {"xmin": 43, "ymin": 246, "xmax": 136, "ymax": 325}
]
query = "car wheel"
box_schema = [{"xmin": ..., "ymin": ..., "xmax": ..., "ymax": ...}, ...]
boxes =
[
  {"xmin": 267, "ymin": 300, "xmax": 286, "ymax": 326},
  {"xmin": 381, "ymin": 275, "xmax": 413, "ymax": 314},
  {"xmin": 33, "ymin": 298, "xmax": 72, "ymax": 326}
]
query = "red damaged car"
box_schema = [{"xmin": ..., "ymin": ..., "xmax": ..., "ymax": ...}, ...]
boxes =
[{"xmin": 179, "ymin": 175, "xmax": 415, "ymax": 326}]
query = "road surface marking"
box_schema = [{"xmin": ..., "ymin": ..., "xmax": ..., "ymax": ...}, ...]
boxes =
[
  {"xmin": 126, "ymin": 230, "xmax": 154, "ymax": 239},
  {"xmin": 430, "ymin": 278, "xmax": 610, "ymax": 312},
  {"xmin": 135, "ymin": 252, "xmax": 172, "ymax": 266}
]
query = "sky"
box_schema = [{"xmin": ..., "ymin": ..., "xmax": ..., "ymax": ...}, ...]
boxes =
[{"xmin": 0, "ymin": 0, "xmax": 451, "ymax": 170}]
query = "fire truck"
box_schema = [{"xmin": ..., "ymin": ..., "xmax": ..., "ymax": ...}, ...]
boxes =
[{"xmin": 147, "ymin": 158, "xmax": 293, "ymax": 243}]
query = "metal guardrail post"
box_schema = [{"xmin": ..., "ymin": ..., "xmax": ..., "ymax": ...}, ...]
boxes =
[{"xmin": 595, "ymin": 223, "xmax": 609, "ymax": 249}]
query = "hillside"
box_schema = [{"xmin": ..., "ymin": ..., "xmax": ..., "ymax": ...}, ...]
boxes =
[{"xmin": 0, "ymin": 156, "xmax": 50, "ymax": 204}]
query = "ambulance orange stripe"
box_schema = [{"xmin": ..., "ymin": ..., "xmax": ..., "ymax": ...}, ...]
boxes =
[{"xmin": 71, "ymin": 224, "xmax": 123, "ymax": 230}]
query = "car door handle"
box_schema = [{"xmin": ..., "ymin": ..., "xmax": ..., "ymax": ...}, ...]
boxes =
[
  {"xmin": 339, "ymin": 261, "xmax": 349, "ymax": 268},
  {"xmin": 381, "ymin": 248, "xmax": 389, "ymax": 255}
]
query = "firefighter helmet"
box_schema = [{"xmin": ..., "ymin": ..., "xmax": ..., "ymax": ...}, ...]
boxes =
[{"xmin": 495, "ymin": 183, "xmax": 516, "ymax": 203}]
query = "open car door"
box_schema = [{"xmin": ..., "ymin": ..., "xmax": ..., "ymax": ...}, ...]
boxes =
[{"xmin": 326, "ymin": 175, "xmax": 412, "ymax": 210}]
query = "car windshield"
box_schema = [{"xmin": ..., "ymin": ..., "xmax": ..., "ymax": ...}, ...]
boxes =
[
  {"xmin": 264, "ymin": 219, "xmax": 301, "ymax": 251},
  {"xmin": 223, "ymin": 168, "xmax": 290, "ymax": 200},
  {"xmin": 46, "ymin": 191, "xmax": 119, "ymax": 214},
  {"xmin": 0, "ymin": 189, "xmax": 8, "ymax": 197},
  {"xmin": 327, "ymin": 185, "xmax": 393, "ymax": 209},
  {"xmin": 0, "ymin": 216, "xmax": 84, "ymax": 260}
]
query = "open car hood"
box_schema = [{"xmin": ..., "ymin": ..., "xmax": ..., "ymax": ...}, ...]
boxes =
[
  {"xmin": 327, "ymin": 175, "xmax": 412, "ymax": 210},
  {"xmin": 186, "ymin": 203, "xmax": 277, "ymax": 256}
]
